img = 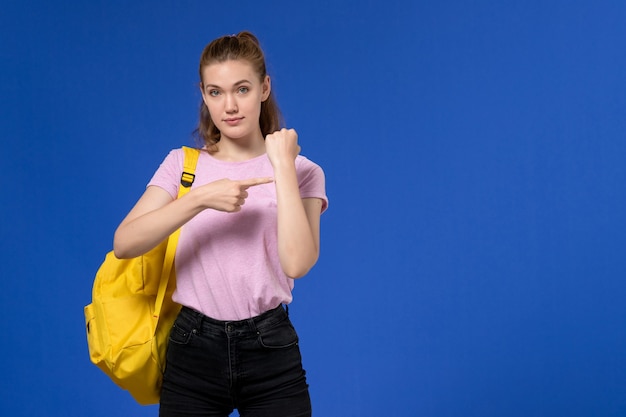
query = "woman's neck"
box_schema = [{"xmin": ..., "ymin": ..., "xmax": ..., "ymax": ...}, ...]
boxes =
[{"xmin": 211, "ymin": 135, "xmax": 266, "ymax": 162}]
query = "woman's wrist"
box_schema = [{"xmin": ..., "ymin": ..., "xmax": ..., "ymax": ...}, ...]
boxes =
[{"xmin": 270, "ymin": 158, "xmax": 297, "ymax": 174}]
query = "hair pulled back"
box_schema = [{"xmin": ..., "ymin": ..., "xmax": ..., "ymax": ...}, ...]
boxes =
[{"xmin": 195, "ymin": 31, "xmax": 282, "ymax": 151}]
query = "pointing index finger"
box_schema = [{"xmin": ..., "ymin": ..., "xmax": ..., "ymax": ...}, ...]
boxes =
[{"xmin": 239, "ymin": 177, "xmax": 274, "ymax": 189}]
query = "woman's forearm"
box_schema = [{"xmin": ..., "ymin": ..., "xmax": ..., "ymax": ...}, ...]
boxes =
[
  {"xmin": 113, "ymin": 187, "xmax": 205, "ymax": 259},
  {"xmin": 273, "ymin": 162, "xmax": 322, "ymax": 278},
  {"xmin": 114, "ymin": 177, "xmax": 273, "ymax": 259}
]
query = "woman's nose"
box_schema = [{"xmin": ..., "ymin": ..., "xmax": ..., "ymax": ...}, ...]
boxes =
[{"xmin": 225, "ymin": 94, "xmax": 238, "ymax": 113}]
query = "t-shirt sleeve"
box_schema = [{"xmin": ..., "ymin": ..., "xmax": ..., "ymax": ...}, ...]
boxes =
[
  {"xmin": 146, "ymin": 148, "xmax": 184, "ymax": 199},
  {"xmin": 296, "ymin": 156, "xmax": 329, "ymax": 213}
]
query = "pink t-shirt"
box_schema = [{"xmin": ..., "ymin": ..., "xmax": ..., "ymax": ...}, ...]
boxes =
[{"xmin": 148, "ymin": 148, "xmax": 328, "ymax": 321}]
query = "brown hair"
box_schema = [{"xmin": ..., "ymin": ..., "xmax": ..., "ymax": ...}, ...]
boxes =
[{"xmin": 194, "ymin": 31, "xmax": 283, "ymax": 151}]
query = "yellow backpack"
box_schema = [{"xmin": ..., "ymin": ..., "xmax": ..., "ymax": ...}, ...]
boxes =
[{"xmin": 84, "ymin": 146, "xmax": 199, "ymax": 405}]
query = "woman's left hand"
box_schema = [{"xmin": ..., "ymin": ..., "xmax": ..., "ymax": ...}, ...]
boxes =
[{"xmin": 265, "ymin": 128, "xmax": 301, "ymax": 168}]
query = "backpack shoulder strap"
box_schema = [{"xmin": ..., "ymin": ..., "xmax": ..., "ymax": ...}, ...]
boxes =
[
  {"xmin": 154, "ymin": 147, "xmax": 201, "ymax": 319},
  {"xmin": 179, "ymin": 146, "xmax": 200, "ymax": 194}
]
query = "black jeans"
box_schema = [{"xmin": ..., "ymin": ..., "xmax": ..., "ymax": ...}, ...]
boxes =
[{"xmin": 159, "ymin": 305, "xmax": 311, "ymax": 417}]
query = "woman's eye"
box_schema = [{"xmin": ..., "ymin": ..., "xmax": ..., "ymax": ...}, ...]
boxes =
[
  {"xmin": 238, "ymin": 87, "xmax": 249, "ymax": 94},
  {"xmin": 209, "ymin": 90, "xmax": 220, "ymax": 97}
]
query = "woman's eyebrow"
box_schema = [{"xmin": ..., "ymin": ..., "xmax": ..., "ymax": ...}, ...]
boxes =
[{"xmin": 204, "ymin": 79, "xmax": 252, "ymax": 89}]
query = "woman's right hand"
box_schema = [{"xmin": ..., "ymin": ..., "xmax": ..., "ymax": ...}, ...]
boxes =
[{"xmin": 194, "ymin": 177, "xmax": 274, "ymax": 212}]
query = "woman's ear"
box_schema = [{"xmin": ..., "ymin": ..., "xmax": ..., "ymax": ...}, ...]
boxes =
[
  {"xmin": 261, "ymin": 75, "xmax": 271, "ymax": 102},
  {"xmin": 200, "ymin": 83, "xmax": 209, "ymax": 107}
]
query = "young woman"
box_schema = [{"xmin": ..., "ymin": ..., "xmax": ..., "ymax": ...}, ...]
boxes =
[{"xmin": 113, "ymin": 31, "xmax": 327, "ymax": 416}]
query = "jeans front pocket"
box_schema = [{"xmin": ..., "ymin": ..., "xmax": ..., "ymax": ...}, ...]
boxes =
[
  {"xmin": 258, "ymin": 317, "xmax": 299, "ymax": 349},
  {"xmin": 168, "ymin": 320, "xmax": 194, "ymax": 345}
]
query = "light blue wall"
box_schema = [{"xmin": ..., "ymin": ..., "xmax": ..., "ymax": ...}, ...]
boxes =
[{"xmin": 1, "ymin": 1, "xmax": 625, "ymax": 416}]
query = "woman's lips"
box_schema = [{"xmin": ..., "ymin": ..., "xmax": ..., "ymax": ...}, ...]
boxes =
[{"xmin": 224, "ymin": 117, "xmax": 243, "ymax": 126}]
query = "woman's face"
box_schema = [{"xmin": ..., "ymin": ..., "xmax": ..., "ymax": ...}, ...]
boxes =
[{"xmin": 200, "ymin": 59, "xmax": 270, "ymax": 143}]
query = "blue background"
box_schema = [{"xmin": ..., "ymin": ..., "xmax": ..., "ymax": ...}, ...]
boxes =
[{"xmin": 1, "ymin": 1, "xmax": 625, "ymax": 416}]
